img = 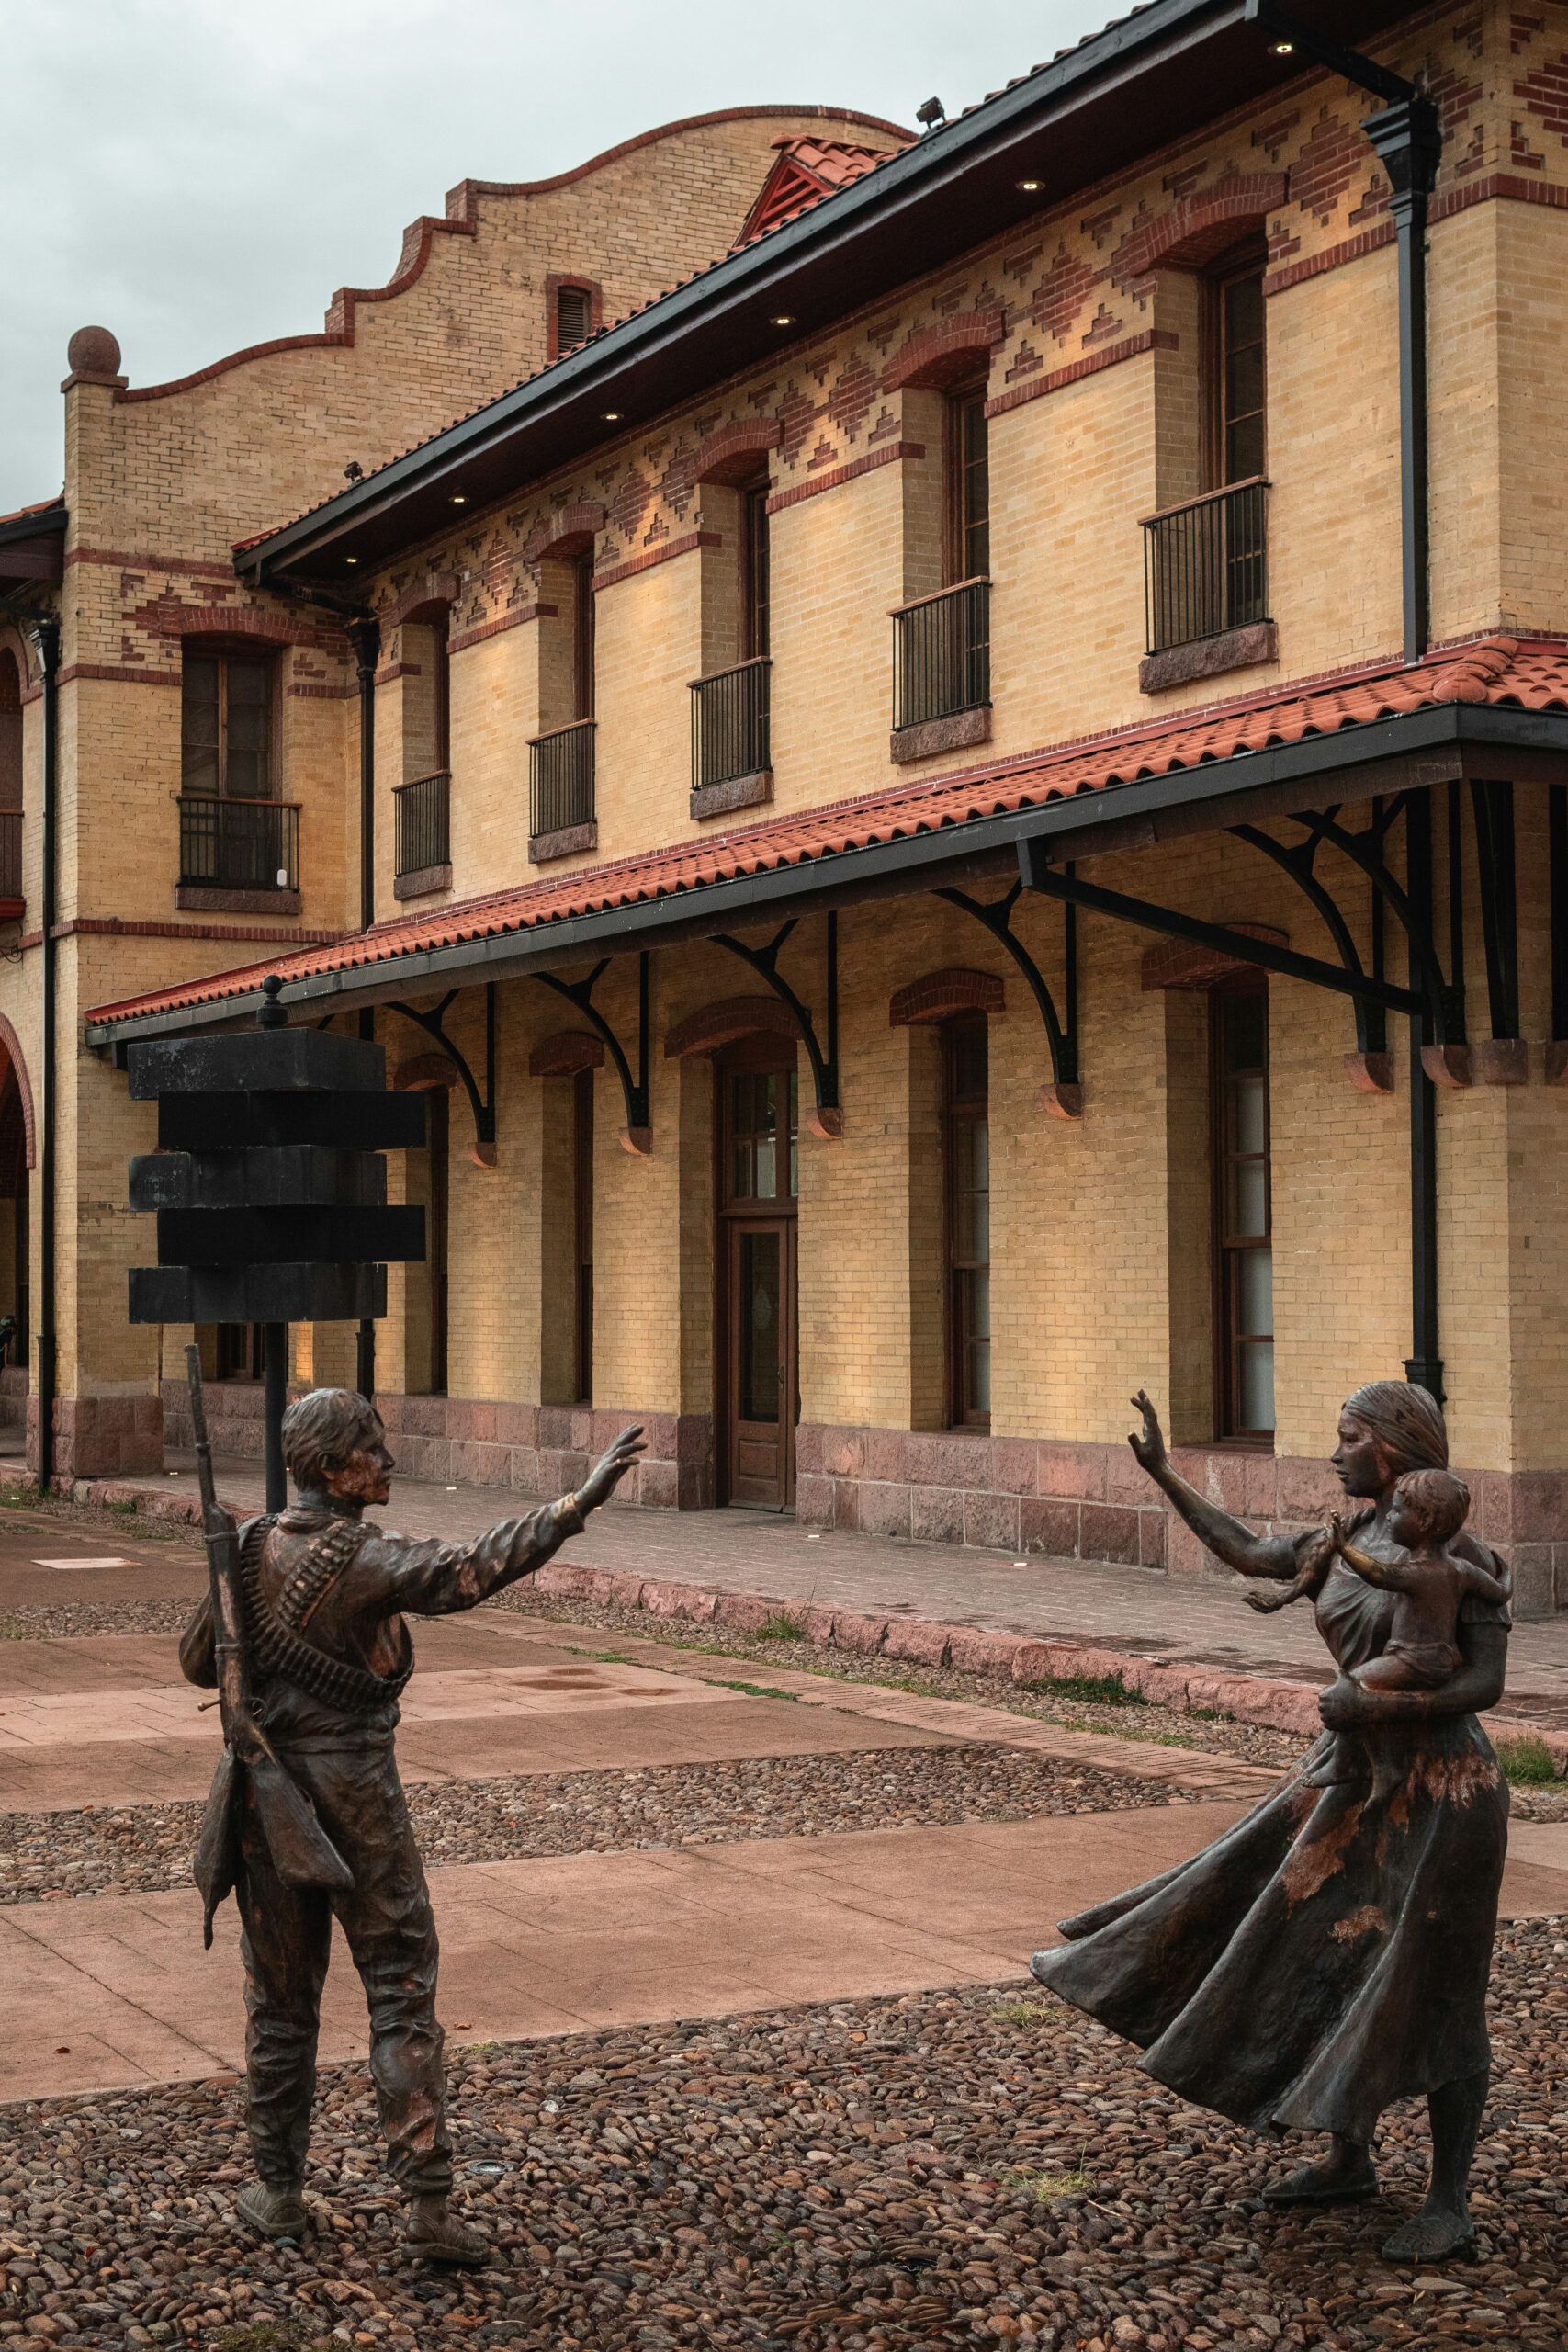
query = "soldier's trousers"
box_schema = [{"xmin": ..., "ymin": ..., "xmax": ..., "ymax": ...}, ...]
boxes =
[{"xmin": 235, "ymin": 1740, "xmax": 452, "ymax": 2199}]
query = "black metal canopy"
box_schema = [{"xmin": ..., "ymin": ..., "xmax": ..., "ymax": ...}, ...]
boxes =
[{"xmin": 240, "ymin": 0, "xmax": 1413, "ymax": 587}]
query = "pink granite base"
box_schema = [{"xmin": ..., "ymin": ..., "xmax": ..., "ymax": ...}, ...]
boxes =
[
  {"xmin": 27, "ymin": 1392, "xmax": 164, "ymax": 1481},
  {"xmin": 795, "ymin": 1423, "xmax": 1568, "ymax": 1620},
  {"xmin": 159, "ymin": 1383, "xmax": 715, "ymax": 1513}
]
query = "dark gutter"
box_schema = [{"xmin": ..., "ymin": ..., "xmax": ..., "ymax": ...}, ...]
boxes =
[
  {"xmin": 240, "ymin": 0, "xmax": 1410, "ymax": 586},
  {"xmin": 28, "ymin": 619, "xmax": 59, "ymax": 1487},
  {"xmin": 83, "ymin": 697, "xmax": 1565, "ymax": 1048}
]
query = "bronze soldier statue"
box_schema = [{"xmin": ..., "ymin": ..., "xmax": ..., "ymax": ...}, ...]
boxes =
[{"xmin": 180, "ymin": 1379, "xmax": 643, "ymax": 2266}]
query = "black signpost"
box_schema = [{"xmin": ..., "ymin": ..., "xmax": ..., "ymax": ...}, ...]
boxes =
[{"xmin": 127, "ymin": 976, "xmax": 425, "ymax": 1510}]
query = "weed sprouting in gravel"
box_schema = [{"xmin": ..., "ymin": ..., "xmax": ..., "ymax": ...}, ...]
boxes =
[
  {"xmin": 754, "ymin": 1611, "xmax": 809, "ymax": 1641},
  {"xmin": 1496, "ymin": 1732, "xmax": 1562, "ymax": 1786},
  {"xmin": 708, "ymin": 1678, "xmax": 800, "ymax": 1702},
  {"xmin": 1022, "ymin": 1668, "xmax": 1148, "ymax": 1708},
  {"xmin": 991, "ymin": 1998, "xmax": 1055, "ymax": 2028},
  {"xmin": 211, "ymin": 2325, "xmax": 334, "ymax": 2352},
  {"xmin": 998, "ymin": 2165, "xmax": 1091, "ymax": 2201}
]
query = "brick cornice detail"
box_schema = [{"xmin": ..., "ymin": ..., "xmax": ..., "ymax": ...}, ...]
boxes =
[
  {"xmin": 23, "ymin": 916, "xmax": 344, "ymax": 952},
  {"xmin": 64, "ymin": 547, "xmax": 239, "ymax": 581},
  {"xmin": 1119, "ymin": 174, "xmax": 1287, "ymax": 277},
  {"xmin": 665, "ymin": 995, "xmax": 801, "ymax": 1058},
  {"xmin": 593, "ymin": 532, "xmax": 720, "ymax": 593},
  {"xmin": 1141, "ymin": 924, "xmax": 1288, "ymax": 991},
  {"xmin": 1265, "ymin": 177, "xmax": 1568, "ymax": 301},
  {"xmin": 448, "ymin": 602, "xmax": 556, "ymax": 654},
  {"xmin": 142, "ymin": 603, "xmax": 345, "ymax": 650},
  {"xmin": 889, "ymin": 967, "xmax": 1005, "ymax": 1026},
  {"xmin": 692, "ymin": 417, "xmax": 784, "ymax": 485},
  {"xmin": 57, "ymin": 662, "xmax": 181, "ymax": 690},
  {"xmin": 986, "ymin": 330, "xmax": 1178, "ymax": 418},
  {"xmin": 529, "ymin": 1030, "xmax": 606, "ymax": 1077},
  {"xmin": 0, "ymin": 1013, "xmax": 36, "ymax": 1169},
  {"xmin": 766, "ymin": 442, "xmax": 924, "ymax": 515},
  {"xmin": 882, "ymin": 308, "xmax": 1004, "ymax": 393},
  {"xmin": 525, "ymin": 501, "xmax": 606, "ymax": 564}
]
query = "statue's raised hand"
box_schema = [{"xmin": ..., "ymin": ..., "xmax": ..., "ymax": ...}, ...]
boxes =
[
  {"xmin": 576, "ymin": 1425, "xmax": 646, "ymax": 1515},
  {"xmin": 1127, "ymin": 1389, "xmax": 1168, "ymax": 1476}
]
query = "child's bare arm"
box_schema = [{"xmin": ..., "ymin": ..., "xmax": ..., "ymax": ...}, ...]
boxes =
[
  {"xmin": 1455, "ymin": 1560, "xmax": 1509, "ymax": 1607},
  {"xmin": 1326, "ymin": 1513, "xmax": 1416, "ymax": 1591}
]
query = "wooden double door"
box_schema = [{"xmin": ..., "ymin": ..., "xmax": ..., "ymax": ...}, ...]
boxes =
[{"xmin": 718, "ymin": 1044, "xmax": 798, "ymax": 1510}]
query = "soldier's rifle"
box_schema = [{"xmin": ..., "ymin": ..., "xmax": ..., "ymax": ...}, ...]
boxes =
[{"xmin": 187, "ymin": 1343, "xmax": 352, "ymax": 1946}]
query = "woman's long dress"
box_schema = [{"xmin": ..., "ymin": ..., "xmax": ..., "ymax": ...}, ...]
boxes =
[{"xmin": 1031, "ymin": 1550, "xmax": 1510, "ymax": 2146}]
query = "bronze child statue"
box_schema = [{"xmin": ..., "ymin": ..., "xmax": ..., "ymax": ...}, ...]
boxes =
[{"xmin": 180, "ymin": 1379, "xmax": 643, "ymax": 2267}]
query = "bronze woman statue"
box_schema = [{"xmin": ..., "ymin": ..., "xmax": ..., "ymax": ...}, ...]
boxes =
[{"xmin": 1031, "ymin": 1381, "xmax": 1510, "ymax": 2265}]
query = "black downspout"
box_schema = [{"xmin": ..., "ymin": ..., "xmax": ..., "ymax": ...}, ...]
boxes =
[
  {"xmin": 28, "ymin": 620, "xmax": 59, "ymax": 1488},
  {"xmin": 350, "ymin": 616, "xmax": 380, "ymax": 1405},
  {"xmin": 1403, "ymin": 791, "xmax": 1443, "ymax": 1402},
  {"xmin": 1363, "ymin": 101, "xmax": 1442, "ymax": 667}
]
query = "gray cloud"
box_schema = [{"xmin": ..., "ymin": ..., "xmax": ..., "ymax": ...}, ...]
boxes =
[{"xmin": 2, "ymin": 0, "xmax": 1109, "ymax": 514}]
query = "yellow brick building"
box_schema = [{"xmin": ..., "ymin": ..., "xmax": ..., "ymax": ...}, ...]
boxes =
[{"xmin": 8, "ymin": 6, "xmax": 1568, "ymax": 1611}]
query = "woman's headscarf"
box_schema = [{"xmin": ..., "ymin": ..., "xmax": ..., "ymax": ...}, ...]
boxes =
[{"xmin": 1341, "ymin": 1380, "xmax": 1449, "ymax": 1474}]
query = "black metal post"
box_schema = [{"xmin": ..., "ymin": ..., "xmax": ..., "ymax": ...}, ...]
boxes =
[
  {"xmin": 28, "ymin": 620, "xmax": 59, "ymax": 1488},
  {"xmin": 1551, "ymin": 785, "xmax": 1568, "ymax": 1044},
  {"xmin": 1403, "ymin": 791, "xmax": 1443, "ymax": 1399},
  {"xmin": 1362, "ymin": 100, "xmax": 1442, "ymax": 666},
  {"xmin": 1470, "ymin": 779, "xmax": 1519, "ymax": 1041},
  {"xmin": 356, "ymin": 1004, "xmax": 377, "ymax": 1403},
  {"xmin": 350, "ymin": 618, "xmax": 379, "ymax": 932},
  {"xmin": 264, "ymin": 1320, "xmax": 288, "ymax": 1514}
]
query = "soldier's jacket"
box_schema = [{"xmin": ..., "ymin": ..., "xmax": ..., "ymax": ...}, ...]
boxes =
[{"xmin": 180, "ymin": 1497, "xmax": 581, "ymax": 1751}]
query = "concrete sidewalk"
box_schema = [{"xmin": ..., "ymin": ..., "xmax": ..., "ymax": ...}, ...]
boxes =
[{"xmin": 21, "ymin": 1442, "xmax": 1568, "ymax": 1747}]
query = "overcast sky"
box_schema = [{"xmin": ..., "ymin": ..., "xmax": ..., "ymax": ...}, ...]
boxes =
[{"xmin": 1, "ymin": 0, "xmax": 1114, "ymax": 514}]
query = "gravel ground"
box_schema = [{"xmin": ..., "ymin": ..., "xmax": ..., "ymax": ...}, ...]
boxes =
[
  {"xmin": 0, "ymin": 1745, "xmax": 1199, "ymax": 1905},
  {"xmin": 0, "ymin": 1597, "xmax": 195, "ymax": 1642},
  {"xmin": 492, "ymin": 1592, "xmax": 1319, "ymax": 1773},
  {"xmin": 2, "ymin": 1919, "xmax": 1563, "ymax": 2350}
]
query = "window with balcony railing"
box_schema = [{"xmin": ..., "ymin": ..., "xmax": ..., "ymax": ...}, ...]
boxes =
[
  {"xmin": 529, "ymin": 718, "xmax": 596, "ymax": 844},
  {"xmin": 691, "ymin": 657, "xmax": 771, "ymax": 793},
  {"xmin": 892, "ymin": 578, "xmax": 991, "ymax": 731},
  {"xmin": 178, "ymin": 795, "xmax": 299, "ymax": 893},
  {"xmin": 394, "ymin": 771, "xmax": 450, "ymax": 885},
  {"xmin": 1142, "ymin": 477, "xmax": 1269, "ymax": 655}
]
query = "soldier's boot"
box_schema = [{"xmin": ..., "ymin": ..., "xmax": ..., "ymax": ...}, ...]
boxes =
[
  {"xmin": 402, "ymin": 2193, "xmax": 489, "ymax": 2268},
  {"xmin": 236, "ymin": 2179, "xmax": 310, "ymax": 2241}
]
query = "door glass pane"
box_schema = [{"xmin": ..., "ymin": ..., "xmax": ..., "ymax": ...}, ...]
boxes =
[
  {"xmin": 181, "ymin": 657, "xmax": 220, "ymax": 794},
  {"xmin": 225, "ymin": 660, "xmax": 272, "ymax": 797},
  {"xmin": 1237, "ymin": 1246, "xmax": 1273, "ymax": 1339},
  {"xmin": 1230, "ymin": 1159, "xmax": 1268, "ymax": 1239},
  {"xmin": 1230, "ymin": 1070, "xmax": 1266, "ymax": 1156},
  {"xmin": 739, "ymin": 1229, "xmax": 781, "ymax": 1423}
]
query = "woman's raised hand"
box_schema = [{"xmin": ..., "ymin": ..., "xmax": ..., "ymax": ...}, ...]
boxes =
[
  {"xmin": 576, "ymin": 1425, "xmax": 646, "ymax": 1515},
  {"xmin": 1127, "ymin": 1389, "xmax": 1168, "ymax": 1476}
]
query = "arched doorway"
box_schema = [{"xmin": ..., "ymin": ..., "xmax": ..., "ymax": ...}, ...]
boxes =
[{"xmin": 0, "ymin": 1061, "xmax": 30, "ymax": 1375}]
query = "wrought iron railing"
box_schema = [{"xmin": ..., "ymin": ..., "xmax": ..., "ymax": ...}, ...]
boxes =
[
  {"xmin": 178, "ymin": 796, "xmax": 299, "ymax": 892},
  {"xmin": 529, "ymin": 718, "xmax": 596, "ymax": 838},
  {"xmin": 892, "ymin": 578, "xmax": 990, "ymax": 731},
  {"xmin": 0, "ymin": 811, "xmax": 21, "ymax": 902},
  {"xmin": 691, "ymin": 657, "xmax": 771, "ymax": 790},
  {"xmin": 394, "ymin": 770, "xmax": 450, "ymax": 877},
  {"xmin": 1143, "ymin": 477, "xmax": 1269, "ymax": 655}
]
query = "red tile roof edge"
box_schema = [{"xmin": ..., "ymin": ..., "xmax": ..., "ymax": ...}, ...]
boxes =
[{"xmin": 84, "ymin": 635, "xmax": 1568, "ymax": 1031}]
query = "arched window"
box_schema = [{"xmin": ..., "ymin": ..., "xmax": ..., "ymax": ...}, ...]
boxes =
[
  {"xmin": 1206, "ymin": 240, "xmax": 1267, "ymax": 490},
  {"xmin": 943, "ymin": 1013, "xmax": 990, "ymax": 1429}
]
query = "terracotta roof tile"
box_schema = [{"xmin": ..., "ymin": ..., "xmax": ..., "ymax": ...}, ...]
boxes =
[{"xmin": 85, "ymin": 637, "xmax": 1568, "ymax": 1031}]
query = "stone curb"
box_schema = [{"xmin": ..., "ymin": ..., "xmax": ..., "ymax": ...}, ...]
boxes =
[{"xmin": 532, "ymin": 1557, "xmax": 1568, "ymax": 1767}]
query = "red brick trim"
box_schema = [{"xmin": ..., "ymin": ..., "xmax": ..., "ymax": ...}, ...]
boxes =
[
  {"xmin": 288, "ymin": 678, "xmax": 356, "ymax": 700},
  {"xmin": 374, "ymin": 661, "xmax": 422, "ymax": 686},
  {"xmin": 57, "ymin": 663, "xmax": 180, "ymax": 690},
  {"xmin": 766, "ymin": 442, "xmax": 924, "ymax": 515},
  {"xmin": 546, "ymin": 273, "xmax": 605, "ymax": 360},
  {"xmin": 593, "ymin": 532, "xmax": 720, "ymax": 593},
  {"xmin": 1141, "ymin": 924, "xmax": 1288, "ymax": 991},
  {"xmin": 665, "ymin": 995, "xmax": 801, "ymax": 1058},
  {"xmin": 447, "ymin": 602, "xmax": 556, "ymax": 655},
  {"xmin": 0, "ymin": 1013, "xmax": 37, "ymax": 1169},
  {"xmin": 882, "ymin": 308, "xmax": 1004, "ymax": 393},
  {"xmin": 985, "ymin": 331, "xmax": 1177, "ymax": 418},
  {"xmin": 142, "ymin": 604, "xmax": 342, "ymax": 650},
  {"xmin": 529, "ymin": 1030, "xmax": 606, "ymax": 1077},
  {"xmin": 384, "ymin": 572, "xmax": 461, "ymax": 629},
  {"xmin": 1264, "ymin": 175, "xmax": 1568, "ymax": 302},
  {"xmin": 525, "ymin": 501, "xmax": 606, "ymax": 565},
  {"xmin": 394, "ymin": 1051, "xmax": 458, "ymax": 1091},
  {"xmin": 1265, "ymin": 223, "xmax": 1395, "ymax": 297},
  {"xmin": 449, "ymin": 107, "xmax": 912, "ymax": 209},
  {"xmin": 889, "ymin": 967, "xmax": 1005, "ymax": 1026},
  {"xmin": 1118, "ymin": 174, "xmax": 1288, "ymax": 277},
  {"xmin": 28, "ymin": 916, "xmax": 342, "ymax": 953},
  {"xmin": 693, "ymin": 417, "xmax": 784, "ymax": 485}
]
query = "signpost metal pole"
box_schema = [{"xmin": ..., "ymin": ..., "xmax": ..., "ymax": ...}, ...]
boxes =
[{"xmin": 263, "ymin": 1320, "xmax": 288, "ymax": 1514}]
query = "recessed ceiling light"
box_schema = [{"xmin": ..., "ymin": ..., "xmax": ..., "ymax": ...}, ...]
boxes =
[
  {"xmin": 344, "ymin": 556, "xmax": 358, "ymax": 565},
  {"xmin": 771, "ymin": 314, "xmax": 795, "ymax": 327},
  {"xmin": 1269, "ymin": 38, "xmax": 1295, "ymax": 54},
  {"xmin": 1018, "ymin": 178, "xmax": 1043, "ymax": 193},
  {"xmin": 450, "ymin": 493, "xmax": 468, "ymax": 505},
  {"xmin": 602, "ymin": 410, "xmax": 622, "ymax": 422}
]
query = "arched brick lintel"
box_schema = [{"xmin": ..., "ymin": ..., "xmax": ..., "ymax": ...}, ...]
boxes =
[
  {"xmin": 664, "ymin": 995, "xmax": 800, "ymax": 1059},
  {"xmin": 693, "ymin": 418, "xmax": 784, "ymax": 486},
  {"xmin": 1122, "ymin": 174, "xmax": 1288, "ymax": 277},
  {"xmin": 1140, "ymin": 925, "xmax": 1288, "ymax": 992},
  {"xmin": 0, "ymin": 1014, "xmax": 36, "ymax": 1169},
  {"xmin": 529, "ymin": 1030, "xmax": 606, "ymax": 1078},
  {"xmin": 525, "ymin": 501, "xmax": 607, "ymax": 565},
  {"xmin": 883, "ymin": 308, "xmax": 1004, "ymax": 394},
  {"xmin": 393, "ymin": 1051, "xmax": 459, "ymax": 1091},
  {"xmin": 889, "ymin": 967, "xmax": 1005, "ymax": 1027},
  {"xmin": 384, "ymin": 572, "xmax": 461, "ymax": 631},
  {"xmin": 146, "ymin": 603, "xmax": 341, "ymax": 649}
]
